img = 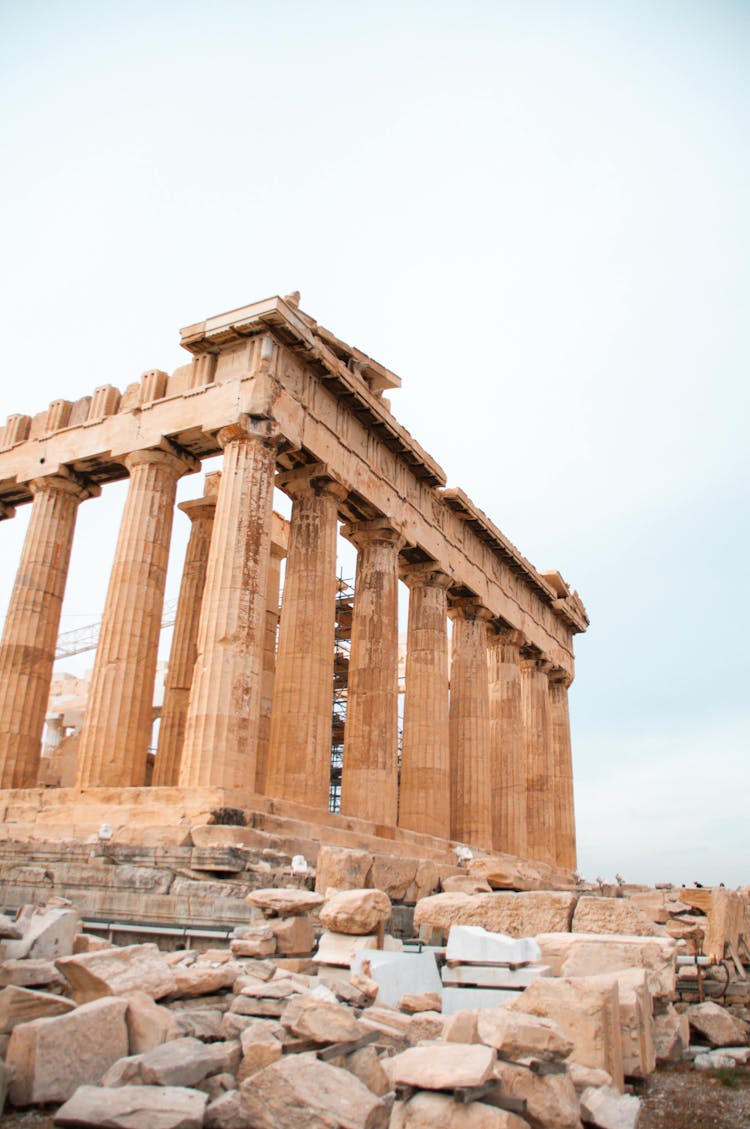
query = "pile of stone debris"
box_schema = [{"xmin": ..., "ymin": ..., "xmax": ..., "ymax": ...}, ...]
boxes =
[{"xmin": 0, "ymin": 863, "xmax": 747, "ymax": 1129}]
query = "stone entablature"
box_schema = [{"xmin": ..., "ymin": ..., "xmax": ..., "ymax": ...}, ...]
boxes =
[{"xmin": 0, "ymin": 293, "xmax": 588, "ymax": 869}]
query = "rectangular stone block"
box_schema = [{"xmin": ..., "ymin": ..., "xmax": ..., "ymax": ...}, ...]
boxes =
[{"xmin": 445, "ymin": 924, "xmax": 542, "ymax": 966}]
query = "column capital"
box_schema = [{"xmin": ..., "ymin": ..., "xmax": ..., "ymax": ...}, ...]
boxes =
[
  {"xmin": 548, "ymin": 667, "xmax": 574, "ymax": 688},
  {"xmin": 123, "ymin": 439, "xmax": 199, "ymax": 479},
  {"xmin": 489, "ymin": 622, "xmax": 525, "ymax": 647},
  {"xmin": 341, "ymin": 516, "xmax": 406, "ymax": 552},
  {"xmin": 217, "ymin": 415, "xmax": 280, "ymax": 450},
  {"xmin": 399, "ymin": 561, "xmax": 453, "ymax": 591},
  {"xmin": 0, "ymin": 502, "xmax": 15, "ymax": 521},
  {"xmin": 277, "ymin": 462, "xmax": 348, "ymax": 504},
  {"xmin": 29, "ymin": 467, "xmax": 101, "ymax": 503},
  {"xmin": 448, "ymin": 596, "xmax": 494, "ymax": 623},
  {"xmin": 520, "ymin": 650, "xmax": 553, "ymax": 675}
]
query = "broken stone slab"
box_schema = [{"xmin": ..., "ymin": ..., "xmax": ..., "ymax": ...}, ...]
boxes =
[
  {"xmin": 0, "ymin": 957, "xmax": 66, "ymax": 989},
  {"xmin": 102, "ymin": 1036, "xmax": 240, "ymax": 1088},
  {"xmin": 694, "ymin": 1050, "xmax": 738, "ymax": 1070},
  {"xmin": 351, "ymin": 948, "xmax": 442, "ymax": 1007},
  {"xmin": 414, "ymin": 892, "xmax": 577, "ymax": 937},
  {"xmin": 281, "ymin": 996, "xmax": 363, "ymax": 1043},
  {"xmin": 168, "ymin": 961, "xmax": 241, "ymax": 998},
  {"xmin": 5, "ymin": 907, "xmax": 80, "ymax": 962},
  {"xmin": 493, "ymin": 1060, "xmax": 582, "ymax": 1129},
  {"xmin": 467, "ymin": 855, "xmax": 547, "ymax": 891},
  {"xmin": 572, "ymin": 897, "xmax": 665, "ymax": 939},
  {"xmin": 476, "ymin": 1007, "xmax": 574, "ymax": 1062},
  {"xmin": 315, "ymin": 930, "xmax": 403, "ymax": 967},
  {"xmin": 320, "ymin": 889, "xmax": 392, "ymax": 936},
  {"xmin": 205, "ymin": 1089, "xmax": 244, "ymax": 1128},
  {"xmin": 687, "ymin": 1001, "xmax": 749, "ymax": 1048},
  {"xmin": 238, "ymin": 1053, "xmax": 390, "ymax": 1128},
  {"xmin": 8, "ymin": 996, "xmax": 129, "ymax": 1106},
  {"xmin": 332, "ymin": 1044, "xmax": 391, "ymax": 1096},
  {"xmin": 390, "ymin": 1043, "xmax": 496, "ymax": 1089},
  {"xmin": 73, "ymin": 933, "xmax": 114, "ymax": 954},
  {"xmin": 390, "ymin": 1092, "xmax": 528, "ymax": 1128},
  {"xmin": 270, "ymin": 914, "xmax": 316, "ymax": 955},
  {"xmin": 230, "ymin": 928, "xmax": 277, "ymax": 958},
  {"xmin": 399, "ymin": 991, "xmax": 442, "ymax": 1014},
  {"xmin": 589, "ymin": 969, "xmax": 655, "ymax": 1079},
  {"xmin": 568, "ymin": 1062, "xmax": 613, "ymax": 1091},
  {"xmin": 0, "ymin": 984, "xmax": 76, "ymax": 1032},
  {"xmin": 56, "ymin": 942, "xmax": 177, "ymax": 1003},
  {"xmin": 246, "ymin": 887, "xmax": 325, "ymax": 916},
  {"xmin": 238, "ymin": 1023, "xmax": 282, "ymax": 1082},
  {"xmin": 125, "ymin": 990, "xmax": 181, "ymax": 1053},
  {"xmin": 534, "ymin": 933, "xmax": 677, "ymax": 999},
  {"xmin": 579, "ymin": 1084, "xmax": 641, "ymax": 1129},
  {"xmin": 442, "ymin": 963, "xmax": 552, "ymax": 989},
  {"xmin": 446, "ymin": 925, "xmax": 542, "ymax": 966},
  {"xmin": 653, "ymin": 1004, "xmax": 689, "ymax": 1065},
  {"xmin": 172, "ymin": 1007, "xmax": 225, "ymax": 1041},
  {"xmin": 441, "ymin": 877, "xmax": 493, "ymax": 895},
  {"xmin": 230, "ymin": 978, "xmax": 302, "ymax": 1018},
  {"xmin": 54, "ymin": 1083, "xmax": 208, "ymax": 1128},
  {"xmin": 0, "ymin": 916, "xmax": 24, "ymax": 940},
  {"xmin": 508, "ymin": 975, "xmax": 625, "ymax": 1092},
  {"xmin": 315, "ymin": 845, "xmax": 373, "ymax": 894}
]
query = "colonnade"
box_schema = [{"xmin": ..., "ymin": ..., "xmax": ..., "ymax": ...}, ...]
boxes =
[{"xmin": 0, "ymin": 417, "xmax": 576, "ymax": 869}]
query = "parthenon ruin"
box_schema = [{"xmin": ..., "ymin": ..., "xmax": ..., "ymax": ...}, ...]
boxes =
[{"xmin": 0, "ymin": 294, "xmax": 588, "ymax": 869}]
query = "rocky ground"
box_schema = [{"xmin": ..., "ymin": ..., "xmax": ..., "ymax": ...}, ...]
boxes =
[{"xmin": 638, "ymin": 1065, "xmax": 750, "ymax": 1129}]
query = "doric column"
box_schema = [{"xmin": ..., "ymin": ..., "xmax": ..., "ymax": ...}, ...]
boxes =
[
  {"xmin": 448, "ymin": 598, "xmax": 493, "ymax": 849},
  {"xmin": 520, "ymin": 651, "xmax": 555, "ymax": 865},
  {"xmin": 151, "ymin": 473, "xmax": 220, "ymax": 786},
  {"xmin": 77, "ymin": 444, "xmax": 197, "ymax": 788},
  {"xmin": 266, "ymin": 465, "xmax": 346, "ymax": 808},
  {"xmin": 179, "ymin": 417, "xmax": 279, "ymax": 790},
  {"xmin": 339, "ymin": 518, "xmax": 404, "ymax": 827},
  {"xmin": 398, "ymin": 563, "xmax": 451, "ymax": 838},
  {"xmin": 254, "ymin": 517, "xmax": 288, "ymax": 794},
  {"xmin": 0, "ymin": 471, "xmax": 98, "ymax": 788},
  {"xmin": 487, "ymin": 624, "xmax": 526, "ymax": 857},
  {"xmin": 549, "ymin": 670, "xmax": 576, "ymax": 870}
]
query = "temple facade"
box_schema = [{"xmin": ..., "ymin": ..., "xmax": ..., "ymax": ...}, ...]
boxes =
[{"xmin": 0, "ymin": 294, "xmax": 587, "ymax": 869}]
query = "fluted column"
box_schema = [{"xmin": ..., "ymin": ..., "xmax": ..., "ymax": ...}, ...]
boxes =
[
  {"xmin": 520, "ymin": 651, "xmax": 555, "ymax": 865},
  {"xmin": 0, "ymin": 471, "xmax": 98, "ymax": 788},
  {"xmin": 266, "ymin": 465, "xmax": 345, "ymax": 808},
  {"xmin": 255, "ymin": 522, "xmax": 287, "ymax": 794},
  {"xmin": 448, "ymin": 598, "xmax": 493, "ymax": 848},
  {"xmin": 398, "ymin": 564, "xmax": 451, "ymax": 838},
  {"xmin": 179, "ymin": 417, "xmax": 279, "ymax": 790},
  {"xmin": 340, "ymin": 518, "xmax": 404, "ymax": 827},
  {"xmin": 487, "ymin": 624, "xmax": 526, "ymax": 857},
  {"xmin": 152, "ymin": 473, "xmax": 220, "ymax": 786},
  {"xmin": 549, "ymin": 670, "xmax": 576, "ymax": 870},
  {"xmin": 77, "ymin": 444, "xmax": 197, "ymax": 788}
]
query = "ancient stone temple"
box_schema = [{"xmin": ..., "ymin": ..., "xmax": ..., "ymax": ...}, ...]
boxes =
[{"xmin": 0, "ymin": 294, "xmax": 588, "ymax": 870}]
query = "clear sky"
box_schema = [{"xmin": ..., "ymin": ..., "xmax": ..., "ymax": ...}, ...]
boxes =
[{"xmin": 1, "ymin": 1, "xmax": 748, "ymax": 886}]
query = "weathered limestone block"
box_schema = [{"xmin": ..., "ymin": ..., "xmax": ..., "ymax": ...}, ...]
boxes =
[
  {"xmin": 281, "ymin": 996, "xmax": 363, "ymax": 1043},
  {"xmin": 7, "ymin": 996, "xmax": 128, "ymax": 1106},
  {"xmin": 475, "ymin": 1007, "xmax": 574, "ymax": 1062},
  {"xmin": 579, "ymin": 1085, "xmax": 641, "ymax": 1129},
  {"xmin": 508, "ymin": 976, "xmax": 625, "ymax": 1092},
  {"xmin": 238, "ymin": 1021, "xmax": 282, "ymax": 1082},
  {"xmin": 369, "ymin": 856, "xmax": 418, "ymax": 901},
  {"xmin": 446, "ymin": 925, "xmax": 541, "ymax": 966},
  {"xmin": 173, "ymin": 1007, "xmax": 225, "ymax": 1041},
  {"xmin": 567, "ymin": 1063, "xmax": 613, "ymax": 1092},
  {"xmin": 493, "ymin": 1061, "xmax": 582, "ymax": 1129},
  {"xmin": 572, "ymin": 897, "xmax": 665, "ymax": 938},
  {"xmin": 54, "ymin": 1083, "xmax": 208, "ymax": 1129},
  {"xmin": 391, "ymin": 1093, "xmax": 528, "ymax": 1129},
  {"xmin": 5, "ymin": 907, "xmax": 80, "ymax": 961},
  {"xmin": 534, "ymin": 933, "xmax": 677, "ymax": 1000},
  {"xmin": 74, "ymin": 933, "xmax": 114, "ymax": 954},
  {"xmin": 315, "ymin": 931, "xmax": 403, "ymax": 967},
  {"xmin": 442, "ymin": 877, "xmax": 493, "ymax": 895},
  {"xmin": 0, "ymin": 957, "xmax": 65, "ymax": 989},
  {"xmin": 687, "ymin": 1001, "xmax": 749, "ymax": 1048},
  {"xmin": 320, "ymin": 889, "xmax": 392, "ymax": 935},
  {"xmin": 591, "ymin": 970, "xmax": 655, "ymax": 1079},
  {"xmin": 336, "ymin": 1044, "xmax": 391, "ymax": 1096},
  {"xmin": 653, "ymin": 1004, "xmax": 689, "ymax": 1064},
  {"xmin": 270, "ymin": 915, "xmax": 316, "ymax": 955},
  {"xmin": 315, "ymin": 845, "xmax": 373, "ymax": 893},
  {"xmin": 0, "ymin": 918, "xmax": 23, "ymax": 940},
  {"xmin": 238, "ymin": 1054, "xmax": 390, "ymax": 1128},
  {"xmin": 467, "ymin": 856, "xmax": 547, "ymax": 892},
  {"xmin": 414, "ymin": 892, "xmax": 576, "ymax": 936},
  {"xmin": 230, "ymin": 978, "xmax": 301, "ymax": 1018},
  {"xmin": 0, "ymin": 984, "xmax": 75, "ymax": 1032},
  {"xmin": 399, "ymin": 991, "xmax": 442, "ymax": 1014},
  {"xmin": 390, "ymin": 1044, "xmax": 496, "ymax": 1089},
  {"xmin": 102, "ymin": 1036, "xmax": 240, "ymax": 1088},
  {"xmin": 246, "ymin": 888, "xmax": 324, "ymax": 916},
  {"xmin": 125, "ymin": 990, "xmax": 181, "ymax": 1054},
  {"xmin": 56, "ymin": 942, "xmax": 177, "ymax": 1003},
  {"xmin": 169, "ymin": 961, "xmax": 241, "ymax": 998},
  {"xmin": 230, "ymin": 927, "xmax": 277, "ymax": 958},
  {"xmin": 205, "ymin": 1089, "xmax": 245, "ymax": 1128}
]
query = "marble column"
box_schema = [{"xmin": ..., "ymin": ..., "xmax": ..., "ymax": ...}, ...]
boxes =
[
  {"xmin": 0, "ymin": 471, "xmax": 98, "ymax": 789},
  {"xmin": 398, "ymin": 563, "xmax": 451, "ymax": 838},
  {"xmin": 152, "ymin": 473, "xmax": 220, "ymax": 786},
  {"xmin": 255, "ymin": 524, "xmax": 287, "ymax": 794},
  {"xmin": 77, "ymin": 444, "xmax": 197, "ymax": 788},
  {"xmin": 520, "ymin": 651, "xmax": 555, "ymax": 865},
  {"xmin": 448, "ymin": 598, "xmax": 493, "ymax": 849},
  {"xmin": 549, "ymin": 670, "xmax": 577, "ymax": 870},
  {"xmin": 179, "ymin": 417, "xmax": 278, "ymax": 790},
  {"xmin": 487, "ymin": 624, "xmax": 526, "ymax": 857},
  {"xmin": 266, "ymin": 465, "xmax": 345, "ymax": 808},
  {"xmin": 340, "ymin": 518, "xmax": 404, "ymax": 827}
]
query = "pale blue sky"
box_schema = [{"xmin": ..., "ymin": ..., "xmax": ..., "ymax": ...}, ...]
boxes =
[{"xmin": 1, "ymin": 1, "xmax": 748, "ymax": 884}]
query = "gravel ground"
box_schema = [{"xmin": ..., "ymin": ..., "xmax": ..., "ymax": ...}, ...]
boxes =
[{"xmin": 638, "ymin": 1065, "xmax": 750, "ymax": 1129}]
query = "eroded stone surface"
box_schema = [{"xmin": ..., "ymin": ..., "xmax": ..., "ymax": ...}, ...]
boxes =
[
  {"xmin": 319, "ymin": 889, "xmax": 392, "ymax": 936},
  {"xmin": 56, "ymin": 942, "xmax": 176, "ymax": 1003},
  {"xmin": 54, "ymin": 1083, "xmax": 208, "ymax": 1128}
]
